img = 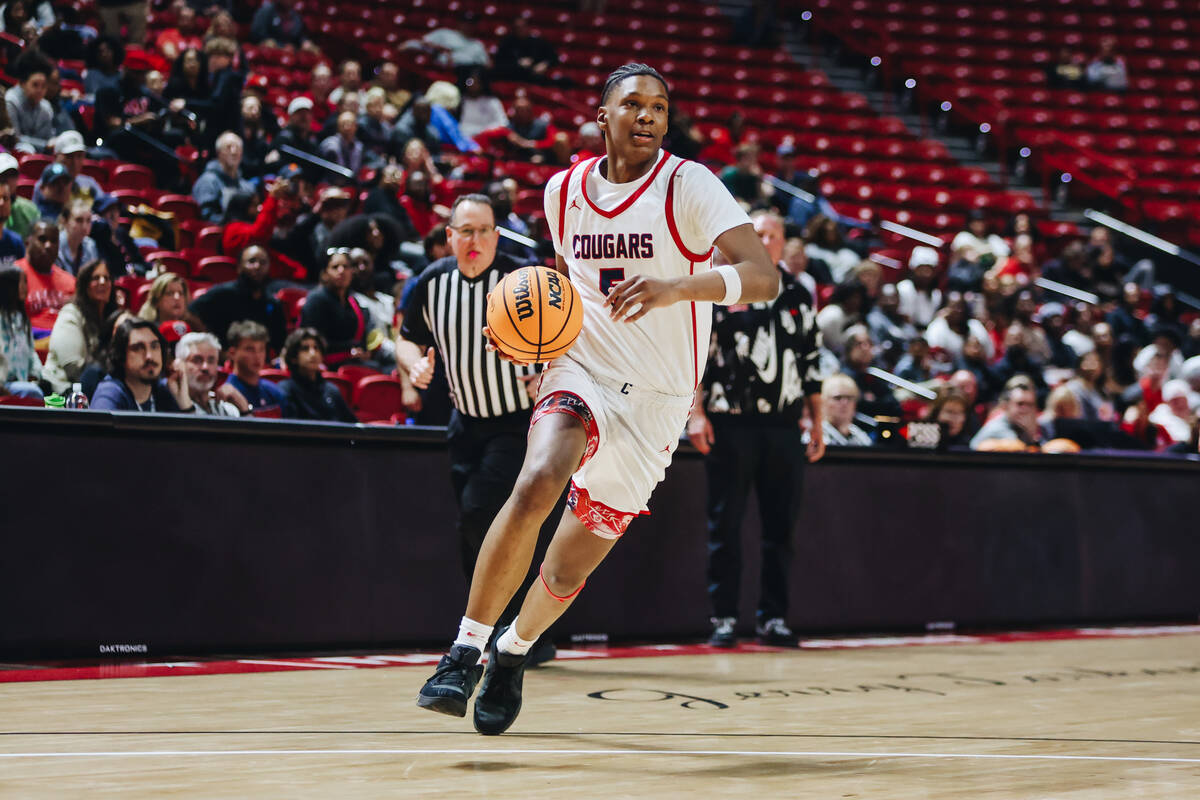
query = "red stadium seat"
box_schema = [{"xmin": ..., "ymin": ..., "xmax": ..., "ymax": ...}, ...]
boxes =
[
  {"xmin": 145, "ymin": 251, "xmax": 190, "ymax": 277},
  {"xmin": 157, "ymin": 195, "xmax": 200, "ymax": 221},
  {"xmin": 322, "ymin": 373, "xmax": 354, "ymax": 405},
  {"xmin": 109, "ymin": 188, "xmax": 153, "ymax": 208},
  {"xmin": 338, "ymin": 364, "xmax": 381, "ymax": 386},
  {"xmin": 353, "ymin": 375, "xmax": 405, "ymax": 422},
  {"xmin": 80, "ymin": 160, "xmax": 111, "ymax": 184},
  {"xmin": 0, "ymin": 394, "xmax": 45, "ymax": 406},
  {"xmin": 196, "ymin": 226, "xmax": 224, "ymax": 253},
  {"xmin": 260, "ymin": 368, "xmax": 290, "ymax": 382},
  {"xmin": 194, "ymin": 256, "xmax": 238, "ymax": 283},
  {"xmin": 111, "ymin": 164, "xmax": 155, "ymax": 191},
  {"xmin": 17, "ymin": 154, "xmax": 52, "ymax": 179}
]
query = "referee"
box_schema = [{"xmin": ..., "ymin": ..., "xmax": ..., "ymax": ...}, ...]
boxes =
[
  {"xmin": 396, "ymin": 193, "xmax": 553, "ymax": 662},
  {"xmin": 688, "ymin": 210, "xmax": 826, "ymax": 649}
]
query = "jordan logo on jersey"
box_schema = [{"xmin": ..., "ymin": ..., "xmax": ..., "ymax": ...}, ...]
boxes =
[
  {"xmin": 568, "ymin": 198, "xmax": 582, "ymax": 211},
  {"xmin": 572, "ymin": 232, "xmax": 654, "ymax": 260}
]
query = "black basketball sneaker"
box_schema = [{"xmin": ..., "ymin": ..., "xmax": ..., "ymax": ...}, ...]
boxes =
[
  {"xmin": 473, "ymin": 626, "xmax": 529, "ymax": 735},
  {"xmin": 416, "ymin": 644, "xmax": 484, "ymax": 717}
]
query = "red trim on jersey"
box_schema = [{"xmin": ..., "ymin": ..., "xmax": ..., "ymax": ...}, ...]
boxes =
[
  {"xmin": 556, "ymin": 157, "xmax": 594, "ymax": 247},
  {"xmin": 664, "ymin": 160, "xmax": 715, "ymax": 262},
  {"xmin": 690, "ymin": 262, "xmax": 699, "ymax": 389},
  {"xmin": 539, "ymin": 565, "xmax": 586, "ymax": 603},
  {"xmin": 530, "ymin": 390, "xmax": 599, "ymax": 469},
  {"xmin": 567, "ymin": 479, "xmax": 646, "ymax": 539},
  {"xmin": 581, "ymin": 151, "xmax": 670, "ymax": 219}
]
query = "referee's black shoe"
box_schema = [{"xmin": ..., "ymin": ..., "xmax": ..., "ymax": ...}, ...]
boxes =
[
  {"xmin": 473, "ymin": 626, "xmax": 528, "ymax": 735},
  {"xmin": 416, "ymin": 644, "xmax": 483, "ymax": 717}
]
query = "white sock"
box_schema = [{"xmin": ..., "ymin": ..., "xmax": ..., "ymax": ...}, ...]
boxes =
[
  {"xmin": 453, "ymin": 616, "xmax": 493, "ymax": 651},
  {"xmin": 497, "ymin": 618, "xmax": 535, "ymax": 656}
]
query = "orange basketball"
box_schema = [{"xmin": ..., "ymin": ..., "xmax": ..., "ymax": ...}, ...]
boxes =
[{"xmin": 486, "ymin": 266, "xmax": 583, "ymax": 362}]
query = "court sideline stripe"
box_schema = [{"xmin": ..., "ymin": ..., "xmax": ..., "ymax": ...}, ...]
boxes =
[
  {"xmin": 3, "ymin": 731, "xmax": 1200, "ymax": 746},
  {"xmin": 1, "ymin": 749, "xmax": 1199, "ymax": 764}
]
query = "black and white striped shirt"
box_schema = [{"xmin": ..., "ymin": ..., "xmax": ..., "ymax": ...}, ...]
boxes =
[{"xmin": 400, "ymin": 253, "xmax": 537, "ymax": 418}]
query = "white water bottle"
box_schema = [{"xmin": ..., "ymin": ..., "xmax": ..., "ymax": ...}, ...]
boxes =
[{"xmin": 66, "ymin": 382, "xmax": 89, "ymax": 410}]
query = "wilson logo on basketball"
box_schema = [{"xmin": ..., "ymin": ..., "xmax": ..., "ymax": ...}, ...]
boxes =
[{"xmin": 512, "ymin": 270, "xmax": 535, "ymax": 321}]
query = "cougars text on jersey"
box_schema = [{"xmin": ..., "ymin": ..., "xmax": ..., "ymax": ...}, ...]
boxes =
[{"xmin": 571, "ymin": 232, "xmax": 655, "ymax": 261}]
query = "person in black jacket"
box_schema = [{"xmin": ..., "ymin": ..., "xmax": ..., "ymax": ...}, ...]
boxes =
[
  {"xmin": 361, "ymin": 164, "xmax": 418, "ymax": 241},
  {"xmin": 278, "ymin": 327, "xmax": 356, "ymax": 423},
  {"xmin": 187, "ymin": 245, "xmax": 287, "ymax": 352},
  {"xmin": 299, "ymin": 248, "xmax": 372, "ymax": 368}
]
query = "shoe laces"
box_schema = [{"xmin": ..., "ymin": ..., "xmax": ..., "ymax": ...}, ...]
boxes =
[{"xmin": 711, "ymin": 616, "xmax": 736, "ymax": 635}]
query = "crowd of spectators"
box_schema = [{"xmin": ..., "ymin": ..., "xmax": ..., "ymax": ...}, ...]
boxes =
[{"xmin": 0, "ymin": 1, "xmax": 1194, "ymax": 458}]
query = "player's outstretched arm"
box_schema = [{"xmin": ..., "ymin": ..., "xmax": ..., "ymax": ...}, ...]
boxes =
[{"xmin": 605, "ymin": 222, "xmax": 779, "ymax": 323}]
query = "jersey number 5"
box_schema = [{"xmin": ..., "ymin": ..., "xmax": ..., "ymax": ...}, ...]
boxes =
[{"xmin": 599, "ymin": 268, "xmax": 625, "ymax": 296}]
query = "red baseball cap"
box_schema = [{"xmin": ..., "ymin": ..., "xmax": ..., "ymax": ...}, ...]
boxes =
[{"xmin": 159, "ymin": 320, "xmax": 190, "ymax": 344}]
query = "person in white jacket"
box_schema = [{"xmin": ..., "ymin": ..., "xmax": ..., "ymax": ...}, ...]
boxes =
[{"xmin": 43, "ymin": 259, "xmax": 116, "ymax": 394}]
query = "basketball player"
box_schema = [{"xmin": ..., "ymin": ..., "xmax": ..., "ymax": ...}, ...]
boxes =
[{"xmin": 417, "ymin": 63, "xmax": 779, "ymax": 735}]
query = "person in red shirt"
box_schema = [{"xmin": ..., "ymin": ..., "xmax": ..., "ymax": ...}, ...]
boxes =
[
  {"xmin": 17, "ymin": 220, "xmax": 74, "ymax": 338},
  {"xmin": 221, "ymin": 171, "xmax": 308, "ymax": 282},
  {"xmin": 155, "ymin": 5, "xmax": 204, "ymax": 62},
  {"xmin": 301, "ymin": 62, "xmax": 336, "ymax": 132},
  {"xmin": 398, "ymin": 171, "xmax": 447, "ymax": 238},
  {"xmin": 991, "ymin": 233, "xmax": 1039, "ymax": 282}
]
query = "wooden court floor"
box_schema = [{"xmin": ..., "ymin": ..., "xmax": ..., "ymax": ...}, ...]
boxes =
[{"xmin": 2, "ymin": 631, "xmax": 1199, "ymax": 798}]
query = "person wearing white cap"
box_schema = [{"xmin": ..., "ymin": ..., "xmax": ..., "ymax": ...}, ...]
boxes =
[
  {"xmin": 266, "ymin": 96, "xmax": 319, "ymax": 169},
  {"xmin": 1149, "ymin": 379, "xmax": 1196, "ymax": 444},
  {"xmin": 0, "ymin": 153, "xmax": 40, "ymax": 238},
  {"xmin": 32, "ymin": 130, "xmax": 109, "ymax": 209},
  {"xmin": 896, "ymin": 245, "xmax": 944, "ymax": 328}
]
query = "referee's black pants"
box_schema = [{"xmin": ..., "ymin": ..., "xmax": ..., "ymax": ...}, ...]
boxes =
[
  {"xmin": 447, "ymin": 409, "xmax": 532, "ymax": 581},
  {"xmin": 705, "ymin": 416, "xmax": 805, "ymax": 623}
]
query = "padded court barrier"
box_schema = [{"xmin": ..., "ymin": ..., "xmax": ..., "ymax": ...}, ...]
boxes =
[{"xmin": 0, "ymin": 407, "xmax": 1197, "ymax": 658}]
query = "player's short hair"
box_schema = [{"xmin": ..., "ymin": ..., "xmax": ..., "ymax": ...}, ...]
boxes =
[
  {"xmin": 449, "ymin": 193, "xmax": 494, "ymax": 226},
  {"xmin": 600, "ymin": 63, "xmax": 669, "ymax": 104}
]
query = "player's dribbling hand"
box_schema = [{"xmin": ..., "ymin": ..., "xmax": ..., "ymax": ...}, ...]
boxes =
[
  {"xmin": 409, "ymin": 346, "xmax": 436, "ymax": 389},
  {"xmin": 605, "ymin": 275, "xmax": 681, "ymax": 323}
]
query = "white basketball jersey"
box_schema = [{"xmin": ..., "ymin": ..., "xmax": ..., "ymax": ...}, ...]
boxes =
[{"xmin": 545, "ymin": 150, "xmax": 750, "ymax": 397}]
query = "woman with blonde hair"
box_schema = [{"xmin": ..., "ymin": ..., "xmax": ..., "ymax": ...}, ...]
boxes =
[{"xmin": 138, "ymin": 272, "xmax": 189, "ymax": 324}]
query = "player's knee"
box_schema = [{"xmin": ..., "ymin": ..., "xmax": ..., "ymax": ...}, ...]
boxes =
[
  {"xmin": 511, "ymin": 462, "xmax": 570, "ymax": 513},
  {"xmin": 540, "ymin": 565, "xmax": 586, "ymax": 598}
]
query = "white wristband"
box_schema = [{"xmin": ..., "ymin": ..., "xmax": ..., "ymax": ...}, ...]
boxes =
[{"xmin": 714, "ymin": 264, "xmax": 742, "ymax": 306}]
